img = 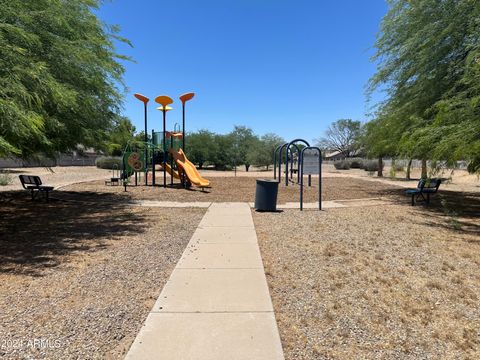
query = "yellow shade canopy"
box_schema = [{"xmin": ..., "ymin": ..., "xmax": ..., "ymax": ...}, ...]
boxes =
[
  {"xmin": 156, "ymin": 106, "xmax": 173, "ymax": 112},
  {"xmin": 155, "ymin": 95, "xmax": 173, "ymax": 107},
  {"xmin": 134, "ymin": 93, "xmax": 149, "ymax": 103},
  {"xmin": 179, "ymin": 92, "xmax": 195, "ymax": 104}
]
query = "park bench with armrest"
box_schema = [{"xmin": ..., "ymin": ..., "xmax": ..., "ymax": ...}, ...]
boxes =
[
  {"xmin": 405, "ymin": 178, "xmax": 441, "ymax": 206},
  {"xmin": 19, "ymin": 175, "xmax": 54, "ymax": 202}
]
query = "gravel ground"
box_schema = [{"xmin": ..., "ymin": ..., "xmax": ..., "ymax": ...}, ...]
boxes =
[
  {"xmin": 253, "ymin": 205, "xmax": 480, "ymax": 359},
  {"xmin": 0, "ymin": 194, "xmax": 205, "ymax": 359},
  {"xmin": 61, "ymin": 176, "xmax": 401, "ymax": 203}
]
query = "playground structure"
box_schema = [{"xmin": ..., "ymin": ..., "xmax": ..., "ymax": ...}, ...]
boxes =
[
  {"xmin": 118, "ymin": 92, "xmax": 210, "ymax": 191},
  {"xmin": 273, "ymin": 139, "xmax": 322, "ymax": 210}
]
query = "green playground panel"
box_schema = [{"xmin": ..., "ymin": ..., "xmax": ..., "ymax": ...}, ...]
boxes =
[{"xmin": 123, "ymin": 150, "xmax": 146, "ymax": 174}]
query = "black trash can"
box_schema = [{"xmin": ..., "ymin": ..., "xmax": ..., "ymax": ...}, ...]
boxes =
[{"xmin": 255, "ymin": 179, "xmax": 279, "ymax": 212}]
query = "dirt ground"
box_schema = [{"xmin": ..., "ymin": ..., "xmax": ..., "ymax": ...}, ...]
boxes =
[
  {"xmin": 60, "ymin": 176, "xmax": 402, "ymax": 204},
  {"xmin": 2, "ymin": 164, "xmax": 479, "ymax": 193},
  {"xmin": 0, "ymin": 192, "xmax": 205, "ymax": 359},
  {"xmin": 0, "ymin": 166, "xmax": 111, "ymax": 192},
  {"xmin": 324, "ymin": 165, "xmax": 480, "ymax": 193},
  {"xmin": 254, "ymin": 203, "xmax": 480, "ymax": 359}
]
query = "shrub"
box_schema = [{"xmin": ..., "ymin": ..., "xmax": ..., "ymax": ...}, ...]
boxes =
[
  {"xmin": 96, "ymin": 156, "xmax": 122, "ymax": 169},
  {"xmin": 0, "ymin": 173, "xmax": 13, "ymax": 186},
  {"xmin": 334, "ymin": 160, "xmax": 351, "ymax": 170},
  {"xmin": 349, "ymin": 158, "xmax": 364, "ymax": 169},
  {"xmin": 363, "ymin": 160, "xmax": 384, "ymax": 172},
  {"xmin": 393, "ymin": 163, "xmax": 404, "ymax": 172}
]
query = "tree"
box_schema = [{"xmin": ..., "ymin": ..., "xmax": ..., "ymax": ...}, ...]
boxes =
[
  {"xmin": 0, "ymin": 0, "xmax": 130, "ymax": 158},
  {"xmin": 105, "ymin": 117, "xmax": 136, "ymax": 156},
  {"xmin": 211, "ymin": 134, "xmax": 234, "ymax": 170},
  {"xmin": 368, "ymin": 0, "xmax": 480, "ymax": 174},
  {"xmin": 185, "ymin": 130, "xmax": 216, "ymax": 169},
  {"xmin": 361, "ymin": 118, "xmax": 398, "ymax": 177},
  {"xmin": 316, "ymin": 119, "xmax": 361, "ymax": 157},
  {"xmin": 229, "ymin": 126, "xmax": 258, "ymax": 171},
  {"xmin": 246, "ymin": 133, "xmax": 284, "ymax": 170}
]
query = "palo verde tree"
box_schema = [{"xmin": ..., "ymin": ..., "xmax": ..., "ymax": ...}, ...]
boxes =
[
  {"xmin": 368, "ymin": 0, "xmax": 480, "ymax": 175},
  {"xmin": 0, "ymin": 0, "xmax": 130, "ymax": 158}
]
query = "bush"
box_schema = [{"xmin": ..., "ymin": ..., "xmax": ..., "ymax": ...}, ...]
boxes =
[
  {"xmin": 0, "ymin": 173, "xmax": 13, "ymax": 186},
  {"xmin": 96, "ymin": 156, "xmax": 122, "ymax": 169},
  {"xmin": 393, "ymin": 163, "xmax": 404, "ymax": 172},
  {"xmin": 334, "ymin": 160, "xmax": 351, "ymax": 170},
  {"xmin": 349, "ymin": 158, "xmax": 364, "ymax": 169},
  {"xmin": 363, "ymin": 160, "xmax": 384, "ymax": 172}
]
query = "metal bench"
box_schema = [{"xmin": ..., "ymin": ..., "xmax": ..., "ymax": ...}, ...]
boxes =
[
  {"xmin": 19, "ymin": 175, "xmax": 54, "ymax": 202},
  {"xmin": 405, "ymin": 178, "xmax": 441, "ymax": 206}
]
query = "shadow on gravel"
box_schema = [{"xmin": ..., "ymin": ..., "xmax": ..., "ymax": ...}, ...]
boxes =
[
  {"xmin": 373, "ymin": 187, "xmax": 480, "ymax": 236},
  {"xmin": 420, "ymin": 190, "xmax": 480, "ymax": 236},
  {"xmin": 0, "ymin": 190, "xmax": 143, "ymax": 276}
]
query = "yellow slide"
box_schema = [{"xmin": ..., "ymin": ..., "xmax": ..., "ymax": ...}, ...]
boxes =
[
  {"xmin": 170, "ymin": 149, "xmax": 210, "ymax": 187},
  {"xmin": 161, "ymin": 162, "xmax": 181, "ymax": 179}
]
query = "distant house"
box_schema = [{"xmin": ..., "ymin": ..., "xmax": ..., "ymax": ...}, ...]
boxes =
[
  {"xmin": 324, "ymin": 149, "xmax": 363, "ymax": 161},
  {"xmin": 324, "ymin": 150, "xmax": 346, "ymax": 161}
]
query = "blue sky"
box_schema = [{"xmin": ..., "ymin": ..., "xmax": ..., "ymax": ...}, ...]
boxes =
[{"xmin": 98, "ymin": 0, "xmax": 388, "ymax": 144}]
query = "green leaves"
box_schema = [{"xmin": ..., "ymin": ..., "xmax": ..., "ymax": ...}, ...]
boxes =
[
  {"xmin": 367, "ymin": 0, "xmax": 480, "ymax": 172},
  {"xmin": 0, "ymin": 0, "xmax": 130, "ymax": 158}
]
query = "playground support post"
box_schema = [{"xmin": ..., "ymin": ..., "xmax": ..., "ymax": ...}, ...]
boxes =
[
  {"xmin": 170, "ymin": 136, "xmax": 174, "ymax": 186},
  {"xmin": 134, "ymin": 93, "xmax": 150, "ymax": 186},
  {"xmin": 152, "ymin": 130, "xmax": 156, "ymax": 186},
  {"xmin": 155, "ymin": 95, "xmax": 174, "ymax": 188},
  {"xmin": 299, "ymin": 146, "xmax": 322, "ymax": 211},
  {"xmin": 144, "ymin": 102, "xmax": 148, "ymax": 186},
  {"xmin": 163, "ymin": 111, "xmax": 166, "ymax": 187},
  {"xmin": 179, "ymin": 92, "xmax": 195, "ymax": 151}
]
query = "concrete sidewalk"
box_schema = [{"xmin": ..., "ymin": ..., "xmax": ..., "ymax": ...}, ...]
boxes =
[{"xmin": 125, "ymin": 203, "xmax": 284, "ymax": 360}]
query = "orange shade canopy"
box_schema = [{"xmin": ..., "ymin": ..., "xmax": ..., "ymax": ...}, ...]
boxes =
[
  {"xmin": 134, "ymin": 93, "xmax": 149, "ymax": 103},
  {"xmin": 179, "ymin": 92, "xmax": 195, "ymax": 104},
  {"xmin": 156, "ymin": 106, "xmax": 173, "ymax": 112},
  {"xmin": 155, "ymin": 95, "xmax": 174, "ymax": 107}
]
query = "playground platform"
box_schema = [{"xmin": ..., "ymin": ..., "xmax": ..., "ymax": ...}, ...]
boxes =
[{"xmin": 125, "ymin": 203, "xmax": 284, "ymax": 360}]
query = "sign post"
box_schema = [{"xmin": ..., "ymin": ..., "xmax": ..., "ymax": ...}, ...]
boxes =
[{"xmin": 300, "ymin": 147, "xmax": 322, "ymax": 210}]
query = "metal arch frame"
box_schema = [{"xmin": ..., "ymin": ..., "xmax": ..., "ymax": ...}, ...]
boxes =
[
  {"xmin": 299, "ymin": 146, "xmax": 322, "ymax": 211},
  {"xmin": 285, "ymin": 139, "xmax": 310, "ymax": 186},
  {"xmin": 273, "ymin": 143, "xmax": 285, "ymax": 180},
  {"xmin": 286, "ymin": 143, "xmax": 301, "ymax": 186},
  {"xmin": 275, "ymin": 143, "xmax": 289, "ymax": 182}
]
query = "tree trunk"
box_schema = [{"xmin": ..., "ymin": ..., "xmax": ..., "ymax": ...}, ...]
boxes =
[
  {"xmin": 377, "ymin": 156, "xmax": 383, "ymax": 177},
  {"xmin": 245, "ymin": 164, "xmax": 250, "ymax": 172},
  {"xmin": 266, "ymin": 164, "xmax": 269, "ymax": 171},
  {"xmin": 198, "ymin": 162, "xmax": 203, "ymax": 169},
  {"xmin": 406, "ymin": 159, "xmax": 412, "ymax": 180},
  {"xmin": 421, "ymin": 159, "xmax": 427, "ymax": 179}
]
